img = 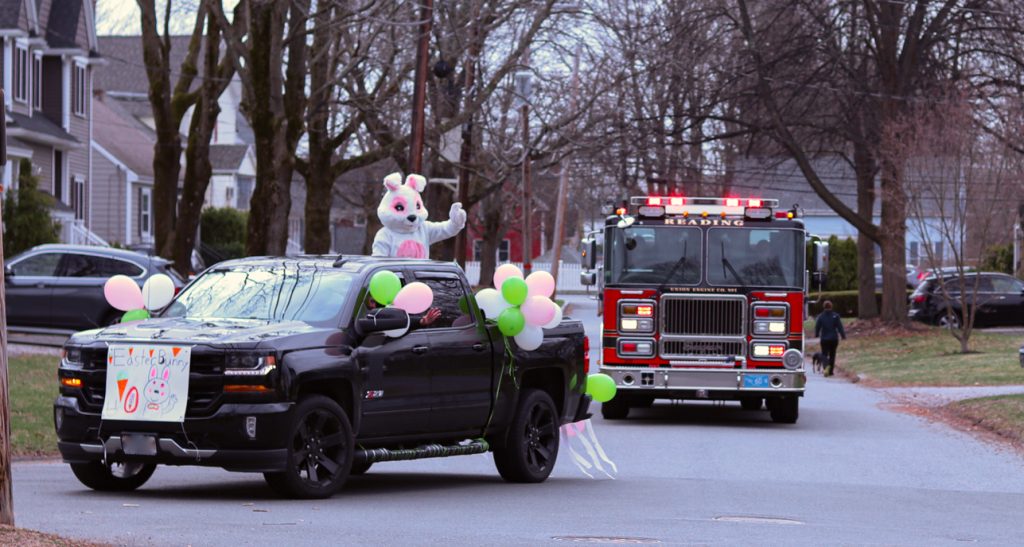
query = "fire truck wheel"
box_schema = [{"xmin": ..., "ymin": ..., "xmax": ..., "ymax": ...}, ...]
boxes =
[
  {"xmin": 768, "ymin": 396, "xmax": 799, "ymax": 424},
  {"xmin": 740, "ymin": 397, "xmax": 763, "ymax": 411},
  {"xmin": 600, "ymin": 397, "xmax": 630, "ymax": 420}
]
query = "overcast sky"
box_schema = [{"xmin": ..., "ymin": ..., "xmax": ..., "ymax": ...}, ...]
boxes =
[{"xmin": 96, "ymin": 1, "xmax": 236, "ymax": 35}]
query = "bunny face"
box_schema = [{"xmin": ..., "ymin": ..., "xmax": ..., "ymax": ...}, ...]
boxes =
[
  {"xmin": 143, "ymin": 365, "xmax": 171, "ymax": 405},
  {"xmin": 377, "ymin": 173, "xmax": 429, "ymax": 235}
]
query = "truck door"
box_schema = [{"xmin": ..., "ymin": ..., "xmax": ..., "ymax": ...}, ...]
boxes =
[
  {"xmin": 413, "ymin": 272, "xmax": 494, "ymax": 434},
  {"xmin": 353, "ymin": 272, "xmax": 432, "ymax": 438}
]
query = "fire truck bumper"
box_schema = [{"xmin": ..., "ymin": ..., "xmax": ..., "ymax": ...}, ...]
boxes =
[{"xmin": 599, "ymin": 366, "xmax": 806, "ymax": 395}]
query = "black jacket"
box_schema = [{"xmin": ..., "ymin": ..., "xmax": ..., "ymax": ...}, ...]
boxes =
[{"xmin": 815, "ymin": 310, "xmax": 846, "ymax": 341}]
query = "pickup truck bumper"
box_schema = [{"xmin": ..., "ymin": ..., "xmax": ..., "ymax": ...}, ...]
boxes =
[
  {"xmin": 599, "ymin": 366, "xmax": 806, "ymax": 398},
  {"xmin": 54, "ymin": 396, "xmax": 293, "ymax": 472}
]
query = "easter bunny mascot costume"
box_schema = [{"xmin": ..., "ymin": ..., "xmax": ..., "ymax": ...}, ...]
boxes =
[{"xmin": 371, "ymin": 172, "xmax": 467, "ymax": 258}]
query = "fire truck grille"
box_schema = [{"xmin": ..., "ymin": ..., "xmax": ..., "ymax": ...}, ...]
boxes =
[
  {"xmin": 660, "ymin": 296, "xmax": 746, "ymax": 336},
  {"xmin": 661, "ymin": 339, "xmax": 745, "ymax": 358}
]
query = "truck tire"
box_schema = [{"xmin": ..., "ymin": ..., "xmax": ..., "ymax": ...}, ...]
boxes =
[
  {"xmin": 264, "ymin": 395, "xmax": 354, "ymax": 499},
  {"xmin": 70, "ymin": 461, "xmax": 156, "ymax": 492},
  {"xmin": 600, "ymin": 396, "xmax": 630, "ymax": 420},
  {"xmin": 740, "ymin": 397, "xmax": 763, "ymax": 411},
  {"xmin": 769, "ymin": 396, "xmax": 799, "ymax": 424},
  {"xmin": 493, "ymin": 388, "xmax": 560, "ymax": 483}
]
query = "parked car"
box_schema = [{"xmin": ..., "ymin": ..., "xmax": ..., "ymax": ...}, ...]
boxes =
[
  {"xmin": 4, "ymin": 244, "xmax": 186, "ymax": 331},
  {"xmin": 127, "ymin": 243, "xmax": 206, "ymax": 278},
  {"xmin": 54, "ymin": 256, "xmax": 590, "ymax": 499},
  {"xmin": 908, "ymin": 272, "xmax": 1024, "ymax": 329},
  {"xmin": 874, "ymin": 263, "xmax": 918, "ymax": 289}
]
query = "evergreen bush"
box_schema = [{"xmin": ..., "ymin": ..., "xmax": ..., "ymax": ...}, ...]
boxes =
[{"xmin": 3, "ymin": 159, "xmax": 60, "ymax": 258}]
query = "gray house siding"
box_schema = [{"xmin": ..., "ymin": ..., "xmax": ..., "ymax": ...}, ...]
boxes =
[
  {"xmin": 89, "ymin": 147, "xmax": 126, "ymax": 244},
  {"xmin": 25, "ymin": 142, "xmax": 52, "ymax": 191}
]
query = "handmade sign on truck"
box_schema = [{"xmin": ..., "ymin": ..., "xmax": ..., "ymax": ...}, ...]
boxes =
[{"xmin": 102, "ymin": 344, "xmax": 191, "ymax": 423}]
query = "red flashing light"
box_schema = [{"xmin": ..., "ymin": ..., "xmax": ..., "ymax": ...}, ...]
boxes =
[
  {"xmin": 748, "ymin": 198, "xmax": 762, "ymax": 207},
  {"xmin": 725, "ymin": 198, "xmax": 740, "ymax": 207},
  {"xmin": 775, "ymin": 212, "xmax": 789, "ymax": 219},
  {"xmin": 670, "ymin": 197, "xmax": 685, "ymax": 206},
  {"xmin": 912, "ymin": 294, "xmax": 926, "ymax": 304},
  {"xmin": 755, "ymin": 308, "xmax": 770, "ymax": 318},
  {"xmin": 615, "ymin": 207, "xmax": 626, "ymax": 216},
  {"xmin": 637, "ymin": 305, "xmax": 653, "ymax": 317},
  {"xmin": 647, "ymin": 197, "xmax": 662, "ymax": 206},
  {"xmin": 917, "ymin": 272, "xmax": 928, "ymax": 280},
  {"xmin": 622, "ymin": 342, "xmax": 637, "ymax": 352}
]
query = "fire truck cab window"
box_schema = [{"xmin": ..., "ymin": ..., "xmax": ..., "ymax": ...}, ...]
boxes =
[
  {"xmin": 606, "ymin": 227, "xmax": 701, "ymax": 285},
  {"xmin": 707, "ymin": 228, "xmax": 804, "ymax": 288}
]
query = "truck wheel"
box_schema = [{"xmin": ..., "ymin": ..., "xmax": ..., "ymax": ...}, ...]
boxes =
[
  {"xmin": 493, "ymin": 388, "xmax": 560, "ymax": 483},
  {"xmin": 600, "ymin": 397, "xmax": 630, "ymax": 420},
  {"xmin": 70, "ymin": 461, "xmax": 156, "ymax": 492},
  {"xmin": 740, "ymin": 397, "xmax": 763, "ymax": 411},
  {"xmin": 769, "ymin": 396, "xmax": 799, "ymax": 424},
  {"xmin": 264, "ymin": 395, "xmax": 354, "ymax": 499}
]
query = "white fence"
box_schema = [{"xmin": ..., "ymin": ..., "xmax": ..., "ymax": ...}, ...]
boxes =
[
  {"xmin": 64, "ymin": 219, "xmax": 109, "ymax": 247},
  {"xmin": 463, "ymin": 261, "xmax": 590, "ymax": 292}
]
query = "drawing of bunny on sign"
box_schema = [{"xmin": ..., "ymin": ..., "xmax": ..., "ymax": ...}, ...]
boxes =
[{"xmin": 103, "ymin": 344, "xmax": 192, "ymax": 423}]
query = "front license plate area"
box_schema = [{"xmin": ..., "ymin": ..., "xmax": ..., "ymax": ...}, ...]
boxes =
[
  {"xmin": 743, "ymin": 374, "xmax": 771, "ymax": 389},
  {"xmin": 121, "ymin": 433, "xmax": 158, "ymax": 456}
]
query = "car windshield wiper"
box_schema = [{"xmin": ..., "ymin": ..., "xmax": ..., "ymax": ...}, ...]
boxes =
[
  {"xmin": 720, "ymin": 240, "xmax": 748, "ymax": 288},
  {"xmin": 656, "ymin": 240, "xmax": 688, "ymax": 293}
]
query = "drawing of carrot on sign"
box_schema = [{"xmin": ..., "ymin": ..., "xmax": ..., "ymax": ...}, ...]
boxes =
[{"xmin": 117, "ymin": 371, "xmax": 129, "ymax": 400}]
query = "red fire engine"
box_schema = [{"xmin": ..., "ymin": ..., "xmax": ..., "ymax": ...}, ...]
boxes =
[{"xmin": 580, "ymin": 196, "xmax": 829, "ymax": 424}]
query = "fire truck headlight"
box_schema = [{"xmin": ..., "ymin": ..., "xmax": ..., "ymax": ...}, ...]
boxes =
[
  {"xmin": 620, "ymin": 318, "xmax": 653, "ymax": 332},
  {"xmin": 753, "ymin": 320, "xmax": 787, "ymax": 335},
  {"xmin": 782, "ymin": 349, "xmax": 803, "ymax": 370}
]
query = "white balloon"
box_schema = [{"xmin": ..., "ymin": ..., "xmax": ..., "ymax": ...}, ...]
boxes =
[
  {"xmin": 542, "ymin": 303, "xmax": 563, "ymax": 329},
  {"xmin": 142, "ymin": 274, "xmax": 176, "ymax": 310},
  {"xmin": 476, "ymin": 288, "xmax": 510, "ymax": 319},
  {"xmin": 514, "ymin": 325, "xmax": 544, "ymax": 351}
]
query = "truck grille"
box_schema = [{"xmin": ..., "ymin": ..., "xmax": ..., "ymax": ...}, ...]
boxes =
[
  {"xmin": 661, "ymin": 339, "xmax": 745, "ymax": 358},
  {"xmin": 660, "ymin": 295, "xmax": 746, "ymax": 336}
]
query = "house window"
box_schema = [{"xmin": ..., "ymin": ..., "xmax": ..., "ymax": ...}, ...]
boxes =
[
  {"xmin": 32, "ymin": 54, "xmax": 41, "ymax": 109},
  {"xmin": 139, "ymin": 187, "xmax": 152, "ymax": 240},
  {"xmin": 53, "ymin": 150, "xmax": 64, "ymax": 202},
  {"xmin": 225, "ymin": 186, "xmax": 235, "ymax": 206},
  {"xmin": 71, "ymin": 176, "xmax": 85, "ymax": 220},
  {"xmin": 909, "ymin": 241, "xmax": 919, "ymax": 266},
  {"xmin": 354, "ymin": 213, "xmax": 367, "ymax": 227},
  {"xmin": 72, "ymin": 64, "xmax": 86, "ymax": 117},
  {"xmin": 472, "ymin": 240, "xmax": 511, "ymax": 262},
  {"xmin": 14, "ymin": 46, "xmax": 28, "ymax": 103}
]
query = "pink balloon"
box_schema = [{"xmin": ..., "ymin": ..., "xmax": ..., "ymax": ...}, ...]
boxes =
[
  {"xmin": 493, "ymin": 264, "xmax": 523, "ymax": 290},
  {"xmin": 104, "ymin": 275, "xmax": 144, "ymax": 312},
  {"xmin": 522, "ymin": 295, "xmax": 557, "ymax": 327},
  {"xmin": 525, "ymin": 271, "xmax": 555, "ymax": 298},
  {"xmin": 392, "ymin": 282, "xmax": 434, "ymax": 315}
]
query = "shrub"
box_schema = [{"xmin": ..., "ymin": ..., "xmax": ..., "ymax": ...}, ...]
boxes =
[
  {"xmin": 200, "ymin": 207, "xmax": 247, "ymax": 260},
  {"xmin": 3, "ymin": 159, "xmax": 60, "ymax": 258},
  {"xmin": 980, "ymin": 243, "xmax": 1013, "ymax": 275}
]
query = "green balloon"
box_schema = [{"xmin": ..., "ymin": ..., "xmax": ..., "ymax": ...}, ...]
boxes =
[
  {"xmin": 497, "ymin": 307, "xmax": 525, "ymax": 337},
  {"xmin": 501, "ymin": 277, "xmax": 528, "ymax": 306},
  {"xmin": 121, "ymin": 309, "xmax": 151, "ymax": 323},
  {"xmin": 369, "ymin": 270, "xmax": 402, "ymax": 305},
  {"xmin": 586, "ymin": 373, "xmax": 617, "ymax": 403}
]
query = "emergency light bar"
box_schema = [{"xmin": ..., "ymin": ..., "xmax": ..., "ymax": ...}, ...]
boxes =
[{"xmin": 630, "ymin": 197, "xmax": 780, "ymax": 208}]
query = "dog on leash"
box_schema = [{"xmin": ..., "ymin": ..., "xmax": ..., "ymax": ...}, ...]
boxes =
[{"xmin": 811, "ymin": 352, "xmax": 825, "ymax": 374}]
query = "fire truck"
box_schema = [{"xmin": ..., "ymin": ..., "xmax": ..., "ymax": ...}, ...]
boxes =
[{"xmin": 580, "ymin": 196, "xmax": 829, "ymax": 424}]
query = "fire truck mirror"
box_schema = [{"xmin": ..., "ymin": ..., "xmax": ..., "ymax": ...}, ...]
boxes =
[
  {"xmin": 581, "ymin": 238, "xmax": 598, "ymax": 270},
  {"xmin": 813, "ymin": 240, "xmax": 830, "ymax": 274}
]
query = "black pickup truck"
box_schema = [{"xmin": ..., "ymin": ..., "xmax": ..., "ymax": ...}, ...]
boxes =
[{"xmin": 54, "ymin": 256, "xmax": 590, "ymax": 498}]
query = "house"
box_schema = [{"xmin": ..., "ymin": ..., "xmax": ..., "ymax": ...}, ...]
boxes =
[{"xmin": 1, "ymin": 0, "xmax": 104, "ymax": 245}]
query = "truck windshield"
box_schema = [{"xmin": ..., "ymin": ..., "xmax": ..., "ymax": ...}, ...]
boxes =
[
  {"xmin": 707, "ymin": 228, "xmax": 804, "ymax": 288},
  {"xmin": 606, "ymin": 226, "xmax": 702, "ymax": 285},
  {"xmin": 162, "ymin": 266, "xmax": 356, "ymax": 327}
]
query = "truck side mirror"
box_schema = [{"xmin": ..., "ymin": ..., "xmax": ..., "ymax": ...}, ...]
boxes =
[
  {"xmin": 581, "ymin": 238, "xmax": 597, "ymax": 270},
  {"xmin": 356, "ymin": 307, "xmax": 411, "ymax": 338},
  {"xmin": 580, "ymin": 271, "xmax": 596, "ymax": 286},
  {"xmin": 813, "ymin": 241, "xmax": 830, "ymax": 274}
]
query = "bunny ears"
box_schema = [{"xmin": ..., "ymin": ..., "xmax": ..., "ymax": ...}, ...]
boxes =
[{"xmin": 383, "ymin": 172, "xmax": 427, "ymax": 193}]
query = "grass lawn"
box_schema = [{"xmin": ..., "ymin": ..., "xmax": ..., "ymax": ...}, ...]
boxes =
[
  {"xmin": 949, "ymin": 395, "xmax": 1024, "ymax": 446},
  {"xmin": 834, "ymin": 327, "xmax": 1024, "ymax": 386},
  {"xmin": 9, "ymin": 355, "xmax": 59, "ymax": 457}
]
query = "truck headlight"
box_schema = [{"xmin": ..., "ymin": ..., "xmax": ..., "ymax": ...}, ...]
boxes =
[
  {"xmin": 751, "ymin": 342, "xmax": 787, "ymax": 359},
  {"xmin": 753, "ymin": 320, "xmax": 787, "ymax": 335},
  {"xmin": 225, "ymin": 353, "xmax": 277, "ymax": 376},
  {"xmin": 619, "ymin": 317, "xmax": 654, "ymax": 332},
  {"xmin": 618, "ymin": 300, "xmax": 655, "ymax": 333},
  {"xmin": 60, "ymin": 346, "xmax": 84, "ymax": 369}
]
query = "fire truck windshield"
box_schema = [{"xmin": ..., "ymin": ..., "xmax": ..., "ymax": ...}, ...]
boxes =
[
  {"xmin": 707, "ymin": 228, "xmax": 804, "ymax": 288},
  {"xmin": 605, "ymin": 226, "xmax": 702, "ymax": 285}
]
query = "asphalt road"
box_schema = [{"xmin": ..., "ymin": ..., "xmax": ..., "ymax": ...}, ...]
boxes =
[{"xmin": 13, "ymin": 296, "xmax": 1024, "ymax": 545}]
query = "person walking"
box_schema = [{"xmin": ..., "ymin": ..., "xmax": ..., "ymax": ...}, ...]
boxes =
[{"xmin": 814, "ymin": 300, "xmax": 846, "ymax": 377}]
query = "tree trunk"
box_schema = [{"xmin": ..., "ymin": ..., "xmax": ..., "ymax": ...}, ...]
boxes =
[
  {"xmin": 878, "ymin": 157, "xmax": 908, "ymax": 323},
  {"xmin": 303, "ymin": 168, "xmax": 333, "ymax": 254},
  {"xmin": 853, "ymin": 140, "xmax": 878, "ymax": 319},
  {"xmin": 301, "ymin": 2, "xmax": 336, "ymax": 255},
  {"xmin": 0, "ymin": 187, "xmax": 14, "ymax": 525}
]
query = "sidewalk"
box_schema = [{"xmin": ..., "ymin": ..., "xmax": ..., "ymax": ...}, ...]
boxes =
[{"xmin": 879, "ymin": 385, "xmax": 1024, "ymax": 407}]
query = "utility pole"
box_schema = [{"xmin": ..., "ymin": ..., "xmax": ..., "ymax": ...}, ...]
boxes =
[
  {"xmin": 0, "ymin": 87, "xmax": 13, "ymax": 526},
  {"xmin": 550, "ymin": 46, "xmax": 581, "ymax": 297},
  {"xmin": 408, "ymin": 0, "xmax": 434, "ymax": 174},
  {"xmin": 453, "ymin": 2, "xmax": 480, "ymax": 268},
  {"xmin": 519, "ymin": 50, "xmax": 532, "ymax": 274}
]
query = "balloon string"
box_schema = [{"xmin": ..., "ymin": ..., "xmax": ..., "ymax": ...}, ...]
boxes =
[
  {"xmin": 479, "ymin": 323, "xmax": 517, "ymax": 440},
  {"xmin": 502, "ymin": 335, "xmax": 519, "ymax": 390}
]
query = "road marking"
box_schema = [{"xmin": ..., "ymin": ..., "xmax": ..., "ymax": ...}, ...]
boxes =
[{"xmin": 552, "ymin": 537, "xmax": 661, "ymax": 544}]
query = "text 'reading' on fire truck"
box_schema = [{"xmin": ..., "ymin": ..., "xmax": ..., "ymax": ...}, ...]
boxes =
[{"xmin": 580, "ymin": 196, "xmax": 830, "ymax": 424}]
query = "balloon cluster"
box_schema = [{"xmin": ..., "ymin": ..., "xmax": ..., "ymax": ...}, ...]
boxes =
[
  {"xmin": 368, "ymin": 270, "xmax": 434, "ymax": 313},
  {"xmin": 475, "ymin": 264, "xmax": 562, "ymax": 351},
  {"xmin": 103, "ymin": 274, "xmax": 177, "ymax": 323}
]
